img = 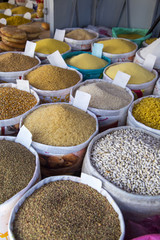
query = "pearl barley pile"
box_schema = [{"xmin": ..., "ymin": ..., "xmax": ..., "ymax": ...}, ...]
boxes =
[{"xmin": 91, "ymin": 128, "xmax": 160, "ymax": 195}]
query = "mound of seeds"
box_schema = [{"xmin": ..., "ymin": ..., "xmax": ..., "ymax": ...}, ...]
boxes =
[
  {"xmin": 91, "ymin": 128, "xmax": 160, "ymax": 195},
  {"xmin": 13, "ymin": 180, "xmax": 121, "ymax": 240},
  {"xmin": 23, "ymin": 104, "xmax": 96, "ymax": 146},
  {"xmin": 25, "ymin": 65, "xmax": 80, "ymax": 91},
  {"xmin": 0, "ymin": 87, "xmax": 37, "ymax": 120},
  {"xmin": 0, "ymin": 140, "xmax": 36, "ymax": 204},
  {"xmin": 0, "ymin": 52, "xmax": 39, "ymax": 72}
]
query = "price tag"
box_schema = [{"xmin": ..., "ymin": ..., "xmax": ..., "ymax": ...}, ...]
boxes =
[
  {"xmin": 24, "ymin": 41, "xmax": 36, "ymax": 58},
  {"xmin": 92, "ymin": 43, "xmax": 103, "ymax": 58},
  {"xmin": 4, "ymin": 9, "xmax": 12, "ymax": 16},
  {"xmin": 25, "ymin": 1, "xmax": 33, "ymax": 9},
  {"xmin": 73, "ymin": 90, "xmax": 91, "ymax": 112},
  {"xmin": 24, "ymin": 12, "xmax": 31, "ymax": 20},
  {"xmin": 143, "ymin": 53, "xmax": 156, "ymax": 72},
  {"xmin": 81, "ymin": 173, "xmax": 102, "ymax": 192},
  {"xmin": 0, "ymin": 18, "xmax": 7, "ymax": 25},
  {"xmin": 15, "ymin": 126, "xmax": 32, "ymax": 149},
  {"xmin": 8, "ymin": 0, "xmax": 15, "ymax": 4},
  {"xmin": 16, "ymin": 79, "xmax": 30, "ymax": 93},
  {"xmin": 47, "ymin": 50, "xmax": 68, "ymax": 69},
  {"xmin": 54, "ymin": 29, "xmax": 65, "ymax": 42},
  {"xmin": 112, "ymin": 71, "xmax": 130, "ymax": 88}
]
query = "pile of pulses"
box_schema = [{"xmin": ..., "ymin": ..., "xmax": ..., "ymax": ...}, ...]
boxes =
[
  {"xmin": 13, "ymin": 181, "xmax": 121, "ymax": 240},
  {"xmin": 132, "ymin": 97, "xmax": 160, "ymax": 130},
  {"xmin": 0, "ymin": 53, "xmax": 39, "ymax": 72},
  {"xmin": 0, "ymin": 87, "xmax": 37, "ymax": 120},
  {"xmin": 91, "ymin": 128, "xmax": 160, "ymax": 195},
  {"xmin": 0, "ymin": 140, "xmax": 35, "ymax": 204}
]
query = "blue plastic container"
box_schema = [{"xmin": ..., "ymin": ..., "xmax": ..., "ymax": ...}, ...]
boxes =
[{"xmin": 62, "ymin": 51, "xmax": 111, "ymax": 80}]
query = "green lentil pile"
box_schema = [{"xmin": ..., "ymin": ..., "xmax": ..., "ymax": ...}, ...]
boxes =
[
  {"xmin": 25, "ymin": 65, "xmax": 80, "ymax": 91},
  {"xmin": 0, "ymin": 87, "xmax": 37, "ymax": 120},
  {"xmin": 13, "ymin": 180, "xmax": 121, "ymax": 240},
  {"xmin": 0, "ymin": 53, "xmax": 39, "ymax": 72},
  {"xmin": 0, "ymin": 140, "xmax": 36, "ymax": 204}
]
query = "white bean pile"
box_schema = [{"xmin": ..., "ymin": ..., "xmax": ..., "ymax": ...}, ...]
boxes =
[{"xmin": 91, "ymin": 128, "xmax": 160, "ymax": 195}]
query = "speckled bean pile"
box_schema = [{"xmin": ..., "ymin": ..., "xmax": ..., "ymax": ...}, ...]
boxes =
[{"xmin": 91, "ymin": 128, "xmax": 160, "ymax": 195}]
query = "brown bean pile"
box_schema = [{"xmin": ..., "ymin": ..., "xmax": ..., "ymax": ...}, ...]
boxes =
[
  {"xmin": 0, "ymin": 140, "xmax": 36, "ymax": 204},
  {"xmin": 0, "ymin": 52, "xmax": 39, "ymax": 72},
  {"xmin": 13, "ymin": 180, "xmax": 121, "ymax": 240},
  {"xmin": 0, "ymin": 87, "xmax": 37, "ymax": 120}
]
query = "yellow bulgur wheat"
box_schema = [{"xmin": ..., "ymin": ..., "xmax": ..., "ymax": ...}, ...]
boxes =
[
  {"xmin": 26, "ymin": 65, "xmax": 80, "ymax": 90},
  {"xmin": 23, "ymin": 104, "xmax": 96, "ymax": 146},
  {"xmin": 132, "ymin": 97, "xmax": 160, "ymax": 130}
]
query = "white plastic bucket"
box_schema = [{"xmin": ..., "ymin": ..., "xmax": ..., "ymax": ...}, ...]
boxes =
[
  {"xmin": 64, "ymin": 28, "xmax": 99, "ymax": 50},
  {"xmin": 82, "ymin": 126, "xmax": 160, "ymax": 220},
  {"xmin": 93, "ymin": 37, "xmax": 138, "ymax": 63},
  {"xmin": 103, "ymin": 62, "xmax": 158, "ymax": 99},
  {"xmin": 0, "ymin": 136, "xmax": 41, "ymax": 238},
  {"xmin": 8, "ymin": 175, "xmax": 125, "ymax": 240},
  {"xmin": 0, "ymin": 83, "xmax": 40, "ymax": 135},
  {"xmin": 20, "ymin": 102, "xmax": 99, "ymax": 177},
  {"xmin": 127, "ymin": 95, "xmax": 160, "ymax": 136},
  {"xmin": 70, "ymin": 79, "xmax": 134, "ymax": 132},
  {"xmin": 0, "ymin": 52, "xmax": 41, "ymax": 83},
  {"xmin": 23, "ymin": 65, "xmax": 83, "ymax": 103}
]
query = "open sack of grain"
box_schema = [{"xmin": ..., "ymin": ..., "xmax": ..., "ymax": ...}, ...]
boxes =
[
  {"xmin": 0, "ymin": 51, "xmax": 40, "ymax": 83},
  {"xmin": 0, "ymin": 133, "xmax": 41, "ymax": 237},
  {"xmin": 23, "ymin": 64, "xmax": 83, "ymax": 103},
  {"xmin": 127, "ymin": 95, "xmax": 160, "ymax": 136},
  {"xmin": 70, "ymin": 79, "xmax": 134, "ymax": 131},
  {"xmin": 64, "ymin": 27, "xmax": 99, "ymax": 50},
  {"xmin": 0, "ymin": 82, "xmax": 39, "ymax": 135},
  {"xmin": 20, "ymin": 102, "xmax": 98, "ymax": 177},
  {"xmin": 103, "ymin": 62, "xmax": 158, "ymax": 98},
  {"xmin": 8, "ymin": 174, "xmax": 125, "ymax": 240},
  {"xmin": 82, "ymin": 126, "xmax": 160, "ymax": 220},
  {"xmin": 93, "ymin": 37, "xmax": 138, "ymax": 63}
]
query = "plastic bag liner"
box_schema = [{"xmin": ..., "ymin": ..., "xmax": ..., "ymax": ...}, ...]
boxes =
[
  {"xmin": 82, "ymin": 126, "xmax": 160, "ymax": 220},
  {"xmin": 64, "ymin": 27, "xmax": 99, "ymax": 50},
  {"xmin": 20, "ymin": 102, "xmax": 99, "ymax": 177},
  {"xmin": 103, "ymin": 63, "xmax": 158, "ymax": 99},
  {"xmin": 153, "ymin": 78, "xmax": 160, "ymax": 96},
  {"xmin": 127, "ymin": 95, "xmax": 160, "ymax": 136},
  {"xmin": 0, "ymin": 83, "xmax": 40, "ymax": 136},
  {"xmin": 0, "ymin": 51, "xmax": 41, "ymax": 83},
  {"xmin": 112, "ymin": 27, "xmax": 152, "ymax": 48},
  {"xmin": 0, "ymin": 136, "xmax": 41, "ymax": 238},
  {"xmin": 8, "ymin": 175, "xmax": 125, "ymax": 240},
  {"xmin": 62, "ymin": 51, "xmax": 111, "ymax": 80},
  {"xmin": 131, "ymin": 234, "xmax": 160, "ymax": 240},
  {"xmin": 70, "ymin": 79, "xmax": 134, "ymax": 132},
  {"xmin": 23, "ymin": 64, "xmax": 83, "ymax": 103},
  {"xmin": 92, "ymin": 37, "xmax": 138, "ymax": 63}
]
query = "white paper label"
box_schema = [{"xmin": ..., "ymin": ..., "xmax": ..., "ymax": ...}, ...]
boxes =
[
  {"xmin": 16, "ymin": 79, "xmax": 30, "ymax": 92},
  {"xmin": 8, "ymin": 0, "xmax": 15, "ymax": 4},
  {"xmin": 4, "ymin": 9, "xmax": 12, "ymax": 16},
  {"xmin": 15, "ymin": 126, "xmax": 32, "ymax": 149},
  {"xmin": 81, "ymin": 173, "xmax": 102, "ymax": 192},
  {"xmin": 92, "ymin": 43, "xmax": 103, "ymax": 58},
  {"xmin": 143, "ymin": 53, "xmax": 156, "ymax": 72},
  {"xmin": 54, "ymin": 29, "xmax": 65, "ymax": 42},
  {"xmin": 112, "ymin": 71, "xmax": 131, "ymax": 88},
  {"xmin": 24, "ymin": 12, "xmax": 31, "ymax": 20},
  {"xmin": 73, "ymin": 90, "xmax": 91, "ymax": 112},
  {"xmin": 47, "ymin": 50, "xmax": 68, "ymax": 69},
  {"xmin": 24, "ymin": 41, "xmax": 36, "ymax": 58},
  {"xmin": 0, "ymin": 18, "xmax": 7, "ymax": 25},
  {"xmin": 25, "ymin": 1, "xmax": 33, "ymax": 9}
]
